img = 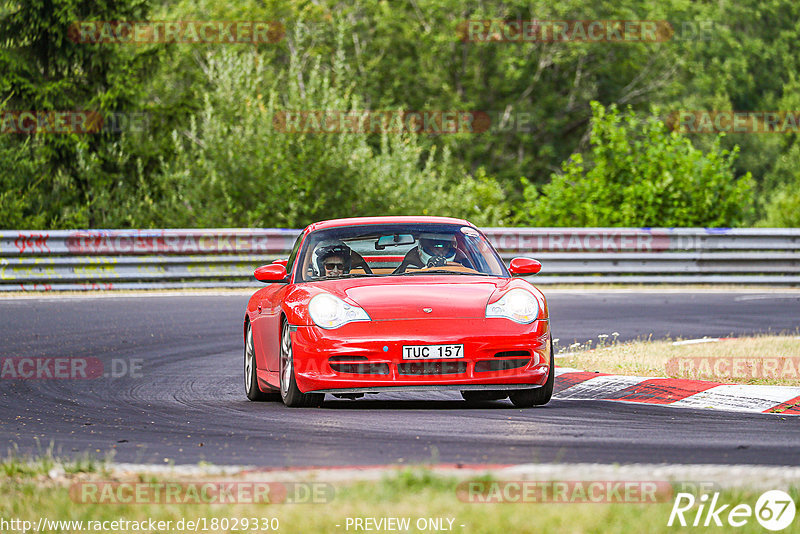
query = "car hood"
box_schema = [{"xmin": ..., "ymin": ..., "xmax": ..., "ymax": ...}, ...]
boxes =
[{"xmin": 337, "ymin": 277, "xmax": 510, "ymax": 320}]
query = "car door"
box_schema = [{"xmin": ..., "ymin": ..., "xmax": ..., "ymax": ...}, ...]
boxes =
[{"xmin": 255, "ymin": 234, "xmax": 304, "ymax": 372}]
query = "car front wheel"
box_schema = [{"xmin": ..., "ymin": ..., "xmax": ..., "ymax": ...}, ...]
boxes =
[
  {"xmin": 509, "ymin": 338, "xmax": 555, "ymax": 408},
  {"xmin": 279, "ymin": 322, "xmax": 324, "ymax": 407}
]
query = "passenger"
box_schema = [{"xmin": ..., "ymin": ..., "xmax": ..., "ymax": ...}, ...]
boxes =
[{"xmin": 314, "ymin": 243, "xmax": 352, "ymax": 278}]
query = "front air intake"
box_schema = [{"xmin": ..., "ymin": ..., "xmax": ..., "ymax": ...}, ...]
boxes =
[
  {"xmin": 329, "ymin": 356, "xmax": 390, "ymax": 375},
  {"xmin": 397, "ymin": 361, "xmax": 467, "ymax": 375},
  {"xmin": 494, "ymin": 350, "xmax": 530, "ymax": 358},
  {"xmin": 475, "ymin": 355, "xmax": 531, "ymax": 373}
]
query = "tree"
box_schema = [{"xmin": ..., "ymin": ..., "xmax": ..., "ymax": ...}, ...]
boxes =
[
  {"xmin": 517, "ymin": 102, "xmax": 754, "ymax": 227},
  {"xmin": 151, "ymin": 25, "xmax": 507, "ymax": 228},
  {"xmin": 0, "ymin": 0, "xmax": 152, "ymax": 227}
]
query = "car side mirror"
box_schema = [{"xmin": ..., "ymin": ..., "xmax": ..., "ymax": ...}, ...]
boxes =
[
  {"xmin": 508, "ymin": 257, "xmax": 542, "ymax": 275},
  {"xmin": 272, "ymin": 258, "xmax": 288, "ymax": 267},
  {"xmin": 254, "ymin": 264, "xmax": 288, "ymax": 283}
]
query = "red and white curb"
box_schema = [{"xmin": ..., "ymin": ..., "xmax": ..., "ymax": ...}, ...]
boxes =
[{"xmin": 554, "ymin": 368, "xmax": 800, "ymax": 415}]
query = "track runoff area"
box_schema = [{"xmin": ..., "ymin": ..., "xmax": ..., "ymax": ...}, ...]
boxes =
[{"xmin": 1, "ymin": 289, "xmax": 799, "ymax": 533}]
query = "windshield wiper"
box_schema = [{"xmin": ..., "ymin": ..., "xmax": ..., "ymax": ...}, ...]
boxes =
[
  {"xmin": 313, "ymin": 273, "xmax": 379, "ymax": 280},
  {"xmin": 398, "ymin": 269, "xmax": 490, "ymax": 276}
]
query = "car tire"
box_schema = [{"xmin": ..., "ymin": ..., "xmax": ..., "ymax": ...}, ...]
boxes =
[
  {"xmin": 509, "ymin": 338, "xmax": 555, "ymax": 408},
  {"xmin": 244, "ymin": 322, "xmax": 278, "ymax": 401},
  {"xmin": 279, "ymin": 321, "xmax": 324, "ymax": 408},
  {"xmin": 461, "ymin": 390, "xmax": 508, "ymax": 403}
]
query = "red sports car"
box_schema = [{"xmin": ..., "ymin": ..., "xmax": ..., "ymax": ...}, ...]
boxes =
[{"xmin": 243, "ymin": 216, "xmax": 552, "ymax": 407}]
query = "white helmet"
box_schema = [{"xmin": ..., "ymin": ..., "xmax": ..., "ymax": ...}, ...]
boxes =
[{"xmin": 418, "ymin": 233, "xmax": 456, "ymax": 266}]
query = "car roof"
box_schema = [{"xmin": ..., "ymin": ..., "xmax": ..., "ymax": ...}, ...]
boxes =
[{"xmin": 304, "ymin": 216, "xmax": 474, "ymax": 233}]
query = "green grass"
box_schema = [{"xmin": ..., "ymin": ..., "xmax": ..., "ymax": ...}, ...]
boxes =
[
  {"xmin": 2, "ymin": 463, "xmax": 799, "ymax": 533},
  {"xmin": 1, "ymin": 443, "xmax": 108, "ymax": 478}
]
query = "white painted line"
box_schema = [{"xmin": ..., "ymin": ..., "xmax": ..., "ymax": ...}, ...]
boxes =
[
  {"xmin": 556, "ymin": 375, "xmax": 649, "ymax": 399},
  {"xmin": 672, "ymin": 338, "xmax": 720, "ymax": 346},
  {"xmin": 554, "ymin": 367, "xmax": 584, "ymax": 376},
  {"xmin": 735, "ymin": 294, "xmax": 800, "ymax": 301},
  {"xmin": 670, "ymin": 384, "xmax": 800, "ymax": 413}
]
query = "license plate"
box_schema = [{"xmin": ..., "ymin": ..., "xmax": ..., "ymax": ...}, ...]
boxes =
[{"xmin": 402, "ymin": 344, "xmax": 464, "ymax": 360}]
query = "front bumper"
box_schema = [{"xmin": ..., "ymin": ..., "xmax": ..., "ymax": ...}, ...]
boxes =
[{"xmin": 290, "ymin": 318, "xmax": 550, "ymax": 393}]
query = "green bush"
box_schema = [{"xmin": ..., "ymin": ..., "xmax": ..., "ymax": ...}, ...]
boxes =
[
  {"xmin": 757, "ymin": 140, "xmax": 800, "ymax": 227},
  {"xmin": 759, "ymin": 186, "xmax": 800, "ymax": 227},
  {"xmin": 0, "ymin": 136, "xmax": 49, "ymax": 229},
  {"xmin": 516, "ymin": 102, "xmax": 754, "ymax": 227}
]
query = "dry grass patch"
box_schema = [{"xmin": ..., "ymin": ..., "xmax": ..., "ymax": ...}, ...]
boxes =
[{"xmin": 557, "ymin": 335, "xmax": 800, "ymax": 386}]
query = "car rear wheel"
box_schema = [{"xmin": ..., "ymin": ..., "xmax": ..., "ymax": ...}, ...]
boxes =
[
  {"xmin": 509, "ymin": 338, "xmax": 555, "ymax": 408},
  {"xmin": 280, "ymin": 322, "xmax": 324, "ymax": 408},
  {"xmin": 460, "ymin": 390, "xmax": 508, "ymax": 403},
  {"xmin": 244, "ymin": 322, "xmax": 277, "ymax": 401}
]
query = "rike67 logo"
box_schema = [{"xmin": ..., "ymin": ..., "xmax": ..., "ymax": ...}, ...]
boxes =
[{"xmin": 668, "ymin": 490, "xmax": 796, "ymax": 531}]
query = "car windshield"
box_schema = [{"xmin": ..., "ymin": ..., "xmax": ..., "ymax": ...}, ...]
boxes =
[{"xmin": 295, "ymin": 223, "xmax": 508, "ymax": 282}]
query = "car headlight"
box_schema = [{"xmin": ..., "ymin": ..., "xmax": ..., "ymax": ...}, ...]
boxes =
[
  {"xmin": 308, "ymin": 293, "xmax": 370, "ymax": 329},
  {"xmin": 485, "ymin": 288, "xmax": 539, "ymax": 324}
]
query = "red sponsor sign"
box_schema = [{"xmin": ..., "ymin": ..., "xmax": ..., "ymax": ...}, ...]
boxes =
[
  {"xmin": 0, "ymin": 357, "xmax": 103, "ymax": 379},
  {"xmin": 459, "ymin": 20, "xmax": 673, "ymax": 42},
  {"xmin": 68, "ymin": 21, "xmax": 284, "ymax": 44},
  {"xmin": 457, "ymin": 480, "xmax": 674, "ymax": 503}
]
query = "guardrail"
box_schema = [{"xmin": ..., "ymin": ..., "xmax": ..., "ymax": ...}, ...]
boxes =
[{"xmin": 1, "ymin": 228, "xmax": 799, "ymax": 290}]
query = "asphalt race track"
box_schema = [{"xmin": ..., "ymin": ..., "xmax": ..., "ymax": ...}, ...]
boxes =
[{"xmin": 0, "ymin": 290, "xmax": 798, "ymax": 467}]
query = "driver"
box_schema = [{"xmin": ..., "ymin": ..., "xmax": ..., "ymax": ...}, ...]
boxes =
[
  {"xmin": 395, "ymin": 233, "xmax": 466, "ymax": 272},
  {"xmin": 418, "ymin": 234, "xmax": 458, "ymax": 267},
  {"xmin": 314, "ymin": 242, "xmax": 352, "ymax": 278}
]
